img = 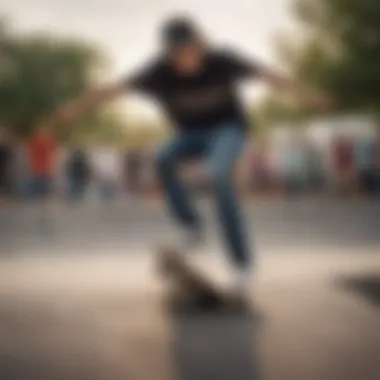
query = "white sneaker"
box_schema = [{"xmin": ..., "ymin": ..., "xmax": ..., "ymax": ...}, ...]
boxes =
[
  {"xmin": 156, "ymin": 228, "xmax": 203, "ymax": 274},
  {"xmin": 156, "ymin": 227, "xmax": 202, "ymax": 260}
]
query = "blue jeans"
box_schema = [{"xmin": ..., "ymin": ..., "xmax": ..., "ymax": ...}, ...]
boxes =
[{"xmin": 155, "ymin": 125, "xmax": 250, "ymax": 268}]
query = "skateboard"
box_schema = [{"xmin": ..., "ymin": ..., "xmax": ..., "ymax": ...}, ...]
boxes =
[{"xmin": 157, "ymin": 246, "xmax": 251, "ymax": 313}]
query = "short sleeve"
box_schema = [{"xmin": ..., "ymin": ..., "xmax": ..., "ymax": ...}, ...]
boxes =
[
  {"xmin": 125, "ymin": 60, "xmax": 162, "ymax": 94},
  {"xmin": 220, "ymin": 49, "xmax": 258, "ymax": 79}
]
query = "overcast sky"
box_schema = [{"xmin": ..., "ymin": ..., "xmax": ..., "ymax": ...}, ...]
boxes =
[
  {"xmin": 0, "ymin": 0, "xmax": 295, "ymax": 73},
  {"xmin": 0, "ymin": 0, "xmax": 295, "ymax": 118}
]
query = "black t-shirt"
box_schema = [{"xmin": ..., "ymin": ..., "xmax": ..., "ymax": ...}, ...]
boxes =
[{"xmin": 127, "ymin": 49, "xmax": 258, "ymax": 131}]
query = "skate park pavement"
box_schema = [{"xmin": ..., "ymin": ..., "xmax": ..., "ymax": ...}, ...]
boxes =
[{"xmin": 0, "ymin": 198, "xmax": 379, "ymax": 380}]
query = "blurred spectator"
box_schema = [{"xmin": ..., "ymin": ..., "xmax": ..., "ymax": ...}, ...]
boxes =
[
  {"xmin": 66, "ymin": 145, "xmax": 91, "ymax": 202},
  {"xmin": 355, "ymin": 136, "xmax": 377, "ymax": 196},
  {"xmin": 123, "ymin": 148, "xmax": 143, "ymax": 195},
  {"xmin": 12, "ymin": 139, "xmax": 29, "ymax": 199},
  {"xmin": 250, "ymin": 143, "xmax": 271, "ymax": 193},
  {"xmin": 0, "ymin": 129, "xmax": 13, "ymax": 202},
  {"xmin": 331, "ymin": 136, "xmax": 355, "ymax": 195},
  {"xmin": 283, "ymin": 138, "xmax": 308, "ymax": 197},
  {"xmin": 373, "ymin": 132, "xmax": 380, "ymax": 196},
  {"xmin": 91, "ymin": 145, "xmax": 121, "ymax": 202},
  {"xmin": 25, "ymin": 127, "xmax": 58, "ymax": 234},
  {"xmin": 26, "ymin": 127, "xmax": 57, "ymax": 200},
  {"xmin": 305, "ymin": 144, "xmax": 325, "ymax": 192}
]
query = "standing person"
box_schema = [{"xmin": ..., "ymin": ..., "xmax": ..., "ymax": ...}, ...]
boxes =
[
  {"xmin": 250, "ymin": 143, "xmax": 271, "ymax": 194},
  {"xmin": 331, "ymin": 136, "xmax": 355, "ymax": 196},
  {"xmin": 373, "ymin": 131, "xmax": 380, "ymax": 197},
  {"xmin": 26, "ymin": 127, "xmax": 57, "ymax": 230},
  {"xmin": 124, "ymin": 147, "xmax": 143, "ymax": 196},
  {"xmin": 66, "ymin": 145, "xmax": 91, "ymax": 203},
  {"xmin": 27, "ymin": 127, "xmax": 57, "ymax": 199},
  {"xmin": 283, "ymin": 137, "xmax": 308, "ymax": 198},
  {"xmin": 91, "ymin": 144, "xmax": 121, "ymax": 203},
  {"xmin": 0, "ymin": 129, "xmax": 13, "ymax": 203},
  {"xmin": 49, "ymin": 17, "xmax": 330, "ymax": 297},
  {"xmin": 306, "ymin": 144, "xmax": 324, "ymax": 193},
  {"xmin": 356, "ymin": 136, "xmax": 375, "ymax": 196},
  {"xmin": 13, "ymin": 139, "xmax": 29, "ymax": 200}
]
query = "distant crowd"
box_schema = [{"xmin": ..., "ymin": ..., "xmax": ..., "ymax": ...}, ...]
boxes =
[
  {"xmin": 0, "ymin": 128, "xmax": 148, "ymax": 204},
  {"xmin": 0, "ymin": 127, "xmax": 380, "ymax": 204},
  {"xmin": 245, "ymin": 132, "xmax": 380, "ymax": 198}
]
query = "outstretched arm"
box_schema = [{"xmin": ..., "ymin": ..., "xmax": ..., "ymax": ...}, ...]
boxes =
[
  {"xmin": 48, "ymin": 80, "xmax": 130, "ymax": 127},
  {"xmin": 225, "ymin": 50, "xmax": 332, "ymax": 111},
  {"xmin": 255, "ymin": 64, "xmax": 332, "ymax": 110}
]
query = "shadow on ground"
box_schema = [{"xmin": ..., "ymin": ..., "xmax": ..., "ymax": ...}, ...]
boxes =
[
  {"xmin": 338, "ymin": 274, "xmax": 380, "ymax": 307},
  {"xmin": 171, "ymin": 308, "xmax": 260, "ymax": 380}
]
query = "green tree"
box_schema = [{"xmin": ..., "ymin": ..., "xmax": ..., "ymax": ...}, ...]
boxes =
[
  {"xmin": 290, "ymin": 0, "xmax": 380, "ymax": 115},
  {"xmin": 257, "ymin": 0, "xmax": 380, "ymax": 127},
  {"xmin": 0, "ymin": 18, "xmax": 106, "ymax": 137}
]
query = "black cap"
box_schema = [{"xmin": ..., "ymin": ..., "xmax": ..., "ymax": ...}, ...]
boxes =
[{"xmin": 161, "ymin": 16, "xmax": 199, "ymax": 51}]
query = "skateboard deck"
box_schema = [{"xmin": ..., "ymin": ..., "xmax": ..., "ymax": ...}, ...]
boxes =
[{"xmin": 157, "ymin": 246, "xmax": 251, "ymax": 313}]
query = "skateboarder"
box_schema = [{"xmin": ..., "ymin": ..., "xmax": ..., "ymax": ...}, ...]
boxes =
[{"xmin": 48, "ymin": 16, "xmax": 330, "ymax": 298}]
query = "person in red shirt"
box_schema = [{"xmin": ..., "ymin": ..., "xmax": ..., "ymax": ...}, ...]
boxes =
[{"xmin": 27, "ymin": 127, "xmax": 57, "ymax": 200}]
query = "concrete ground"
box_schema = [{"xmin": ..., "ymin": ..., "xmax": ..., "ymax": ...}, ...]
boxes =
[{"xmin": 0, "ymin": 198, "xmax": 379, "ymax": 380}]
